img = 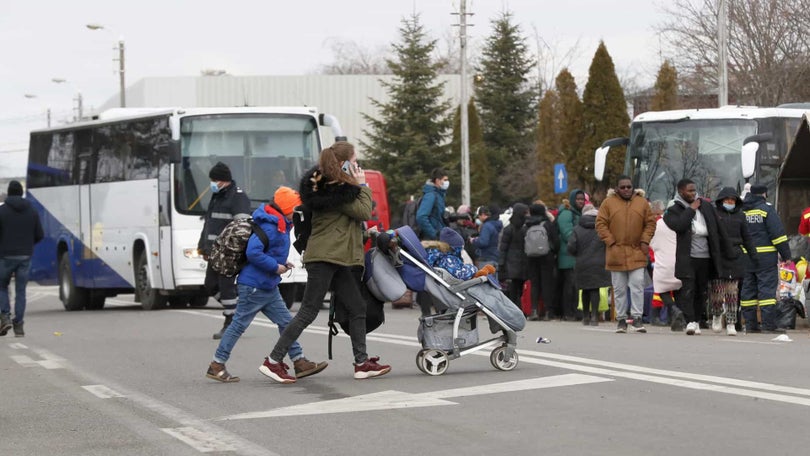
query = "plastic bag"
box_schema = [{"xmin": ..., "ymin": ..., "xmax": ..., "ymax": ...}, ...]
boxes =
[{"xmin": 577, "ymin": 287, "xmax": 610, "ymax": 312}]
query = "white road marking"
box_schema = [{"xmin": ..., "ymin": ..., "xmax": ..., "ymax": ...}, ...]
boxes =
[
  {"xmin": 162, "ymin": 427, "xmax": 236, "ymax": 453},
  {"xmin": 219, "ymin": 373, "xmax": 612, "ymax": 420},
  {"xmin": 8, "ymin": 342, "xmax": 27, "ymax": 349},
  {"xmin": 10, "ymin": 350, "xmax": 64, "ymax": 369},
  {"xmin": 82, "ymin": 384, "xmax": 125, "ymax": 399}
]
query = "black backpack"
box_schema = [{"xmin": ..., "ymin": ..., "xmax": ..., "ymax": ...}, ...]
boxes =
[
  {"xmin": 327, "ymin": 263, "xmax": 385, "ymax": 359},
  {"xmin": 402, "ymin": 197, "xmax": 423, "ymax": 237}
]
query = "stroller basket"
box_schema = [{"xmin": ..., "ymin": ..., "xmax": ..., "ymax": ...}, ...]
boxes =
[{"xmin": 418, "ymin": 309, "xmax": 479, "ymax": 351}]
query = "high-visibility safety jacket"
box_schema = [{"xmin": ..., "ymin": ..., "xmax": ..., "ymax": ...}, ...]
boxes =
[
  {"xmin": 742, "ymin": 194, "xmax": 791, "ymax": 265},
  {"xmin": 798, "ymin": 207, "xmax": 810, "ymax": 237}
]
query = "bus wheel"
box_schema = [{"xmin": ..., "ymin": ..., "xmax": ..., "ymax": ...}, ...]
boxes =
[
  {"xmin": 135, "ymin": 251, "xmax": 167, "ymax": 310},
  {"xmin": 189, "ymin": 295, "xmax": 209, "ymax": 307},
  {"xmin": 59, "ymin": 254, "xmax": 87, "ymax": 311}
]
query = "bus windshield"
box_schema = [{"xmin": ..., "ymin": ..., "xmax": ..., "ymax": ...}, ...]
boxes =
[
  {"xmin": 176, "ymin": 114, "xmax": 320, "ymax": 215},
  {"xmin": 627, "ymin": 118, "xmax": 757, "ymax": 203}
]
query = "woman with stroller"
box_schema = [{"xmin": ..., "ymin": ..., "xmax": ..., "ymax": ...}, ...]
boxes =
[{"xmin": 259, "ymin": 141, "xmax": 391, "ymax": 383}]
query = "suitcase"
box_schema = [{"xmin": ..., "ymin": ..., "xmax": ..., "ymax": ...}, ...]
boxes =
[{"xmin": 521, "ymin": 280, "xmax": 545, "ymax": 317}]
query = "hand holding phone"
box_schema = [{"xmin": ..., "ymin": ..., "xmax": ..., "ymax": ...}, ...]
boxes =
[{"xmin": 341, "ymin": 161, "xmax": 352, "ymax": 175}]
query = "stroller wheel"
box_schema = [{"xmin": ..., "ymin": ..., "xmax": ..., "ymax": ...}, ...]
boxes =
[
  {"xmin": 490, "ymin": 346, "xmax": 519, "ymax": 371},
  {"xmin": 419, "ymin": 349, "xmax": 449, "ymax": 376},
  {"xmin": 415, "ymin": 349, "xmax": 430, "ymax": 373}
]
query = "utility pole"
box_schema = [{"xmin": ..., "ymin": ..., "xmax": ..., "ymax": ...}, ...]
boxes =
[
  {"xmin": 47, "ymin": 108, "xmax": 51, "ymax": 127},
  {"xmin": 76, "ymin": 92, "xmax": 84, "ymax": 121},
  {"xmin": 118, "ymin": 39, "xmax": 126, "ymax": 107},
  {"xmin": 452, "ymin": 0, "xmax": 473, "ymax": 207},
  {"xmin": 717, "ymin": 0, "xmax": 729, "ymax": 107}
]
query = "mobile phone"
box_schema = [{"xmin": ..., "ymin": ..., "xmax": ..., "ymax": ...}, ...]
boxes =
[{"xmin": 341, "ymin": 160, "xmax": 352, "ymax": 175}]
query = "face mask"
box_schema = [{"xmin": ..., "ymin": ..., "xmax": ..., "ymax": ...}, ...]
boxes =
[
  {"xmin": 475, "ymin": 219, "xmax": 482, "ymax": 226},
  {"xmin": 210, "ymin": 182, "xmax": 221, "ymax": 194},
  {"xmin": 723, "ymin": 203, "xmax": 735, "ymax": 211},
  {"xmin": 441, "ymin": 180, "xmax": 450, "ymax": 191}
]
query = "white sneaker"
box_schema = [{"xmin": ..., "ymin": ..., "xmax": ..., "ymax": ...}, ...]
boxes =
[
  {"xmin": 685, "ymin": 322, "xmax": 696, "ymax": 335},
  {"xmin": 694, "ymin": 324, "xmax": 701, "ymax": 335},
  {"xmin": 712, "ymin": 315, "xmax": 723, "ymax": 333},
  {"xmin": 726, "ymin": 324, "xmax": 737, "ymax": 336}
]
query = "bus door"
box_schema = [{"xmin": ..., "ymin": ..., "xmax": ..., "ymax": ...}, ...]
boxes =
[{"xmin": 75, "ymin": 129, "xmax": 97, "ymax": 288}]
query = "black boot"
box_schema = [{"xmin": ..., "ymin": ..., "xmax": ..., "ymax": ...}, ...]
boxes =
[
  {"xmin": 212, "ymin": 314, "xmax": 233, "ymax": 340},
  {"xmin": 591, "ymin": 306, "xmax": 600, "ymax": 326},
  {"xmin": 13, "ymin": 321, "xmax": 24, "ymax": 338}
]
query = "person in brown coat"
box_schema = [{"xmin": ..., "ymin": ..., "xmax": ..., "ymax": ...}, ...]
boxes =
[{"xmin": 595, "ymin": 175, "xmax": 656, "ymax": 334}]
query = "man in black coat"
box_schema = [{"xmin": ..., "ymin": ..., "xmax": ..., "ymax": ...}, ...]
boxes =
[
  {"xmin": 0, "ymin": 181, "xmax": 44, "ymax": 337},
  {"xmin": 197, "ymin": 162, "xmax": 251, "ymax": 339},
  {"xmin": 663, "ymin": 179, "xmax": 731, "ymax": 335}
]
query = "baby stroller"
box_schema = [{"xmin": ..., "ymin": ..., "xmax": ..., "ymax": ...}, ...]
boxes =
[{"xmin": 369, "ymin": 226, "xmax": 526, "ymax": 376}]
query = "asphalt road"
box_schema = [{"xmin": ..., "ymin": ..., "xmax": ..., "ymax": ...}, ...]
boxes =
[{"xmin": 3, "ymin": 285, "xmax": 810, "ymax": 455}]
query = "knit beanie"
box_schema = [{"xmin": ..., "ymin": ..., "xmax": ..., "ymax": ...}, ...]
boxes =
[
  {"xmin": 208, "ymin": 162, "xmax": 232, "ymax": 182},
  {"xmin": 439, "ymin": 227, "xmax": 464, "ymax": 249},
  {"xmin": 273, "ymin": 186, "xmax": 302, "ymax": 217},
  {"xmin": 7, "ymin": 180, "xmax": 23, "ymax": 197}
]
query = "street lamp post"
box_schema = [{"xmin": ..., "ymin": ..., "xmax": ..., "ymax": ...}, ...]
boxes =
[
  {"xmin": 52, "ymin": 78, "xmax": 83, "ymax": 121},
  {"xmin": 23, "ymin": 94, "xmax": 51, "ymax": 127},
  {"xmin": 86, "ymin": 23, "xmax": 126, "ymax": 107}
]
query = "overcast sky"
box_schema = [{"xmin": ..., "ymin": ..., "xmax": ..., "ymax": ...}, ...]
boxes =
[{"xmin": 0, "ymin": 0, "xmax": 667, "ymax": 172}]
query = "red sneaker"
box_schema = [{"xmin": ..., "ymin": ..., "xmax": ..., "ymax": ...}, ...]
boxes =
[
  {"xmin": 353, "ymin": 356, "xmax": 391, "ymax": 379},
  {"xmin": 259, "ymin": 357, "xmax": 296, "ymax": 384}
]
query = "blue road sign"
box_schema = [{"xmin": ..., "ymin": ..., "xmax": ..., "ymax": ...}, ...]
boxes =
[{"xmin": 554, "ymin": 163, "xmax": 568, "ymax": 194}]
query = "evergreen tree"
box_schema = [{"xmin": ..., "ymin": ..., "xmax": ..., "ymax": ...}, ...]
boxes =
[
  {"xmin": 580, "ymin": 42, "xmax": 630, "ymax": 191},
  {"xmin": 535, "ymin": 89, "xmax": 560, "ymax": 204},
  {"xmin": 360, "ymin": 14, "xmax": 452, "ymax": 210},
  {"xmin": 554, "ymin": 69, "xmax": 586, "ymax": 190},
  {"xmin": 651, "ymin": 60, "xmax": 679, "ymax": 111},
  {"xmin": 448, "ymin": 98, "xmax": 489, "ymax": 208},
  {"xmin": 474, "ymin": 11, "xmax": 537, "ymax": 205}
]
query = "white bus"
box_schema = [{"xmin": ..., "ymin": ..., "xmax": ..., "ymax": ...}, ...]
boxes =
[
  {"xmin": 27, "ymin": 107, "xmax": 344, "ymax": 310},
  {"xmin": 593, "ymin": 105, "xmax": 806, "ymax": 204}
]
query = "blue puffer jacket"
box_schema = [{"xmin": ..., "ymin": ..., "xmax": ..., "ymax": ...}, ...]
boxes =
[
  {"xmin": 416, "ymin": 183, "xmax": 447, "ymax": 240},
  {"xmin": 237, "ymin": 204, "xmax": 292, "ymax": 290},
  {"xmin": 473, "ymin": 219, "xmax": 503, "ymax": 262}
]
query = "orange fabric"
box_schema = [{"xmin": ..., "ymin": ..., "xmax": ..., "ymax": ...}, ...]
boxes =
[{"xmin": 273, "ymin": 186, "xmax": 301, "ymax": 217}]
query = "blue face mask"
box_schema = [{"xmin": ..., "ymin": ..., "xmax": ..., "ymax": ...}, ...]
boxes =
[
  {"xmin": 210, "ymin": 182, "xmax": 221, "ymax": 194},
  {"xmin": 475, "ymin": 219, "xmax": 482, "ymax": 226},
  {"xmin": 723, "ymin": 203, "xmax": 735, "ymax": 212}
]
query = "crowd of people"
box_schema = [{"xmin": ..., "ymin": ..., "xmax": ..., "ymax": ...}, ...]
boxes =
[{"xmin": 412, "ymin": 172, "xmax": 799, "ymax": 337}]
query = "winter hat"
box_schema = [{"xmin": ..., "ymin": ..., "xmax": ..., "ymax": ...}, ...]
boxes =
[
  {"xmin": 273, "ymin": 186, "xmax": 302, "ymax": 217},
  {"xmin": 457, "ymin": 204, "xmax": 471, "ymax": 215},
  {"xmin": 439, "ymin": 227, "xmax": 464, "ymax": 249},
  {"xmin": 208, "ymin": 162, "xmax": 232, "ymax": 182},
  {"xmin": 750, "ymin": 184, "xmax": 768, "ymax": 195},
  {"xmin": 582, "ymin": 203, "xmax": 598, "ymax": 217},
  {"xmin": 7, "ymin": 180, "xmax": 23, "ymax": 196}
]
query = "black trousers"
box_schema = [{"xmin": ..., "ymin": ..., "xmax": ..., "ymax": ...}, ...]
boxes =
[
  {"xmin": 673, "ymin": 257, "xmax": 710, "ymax": 323},
  {"xmin": 526, "ymin": 256, "xmax": 557, "ymax": 317},
  {"xmin": 204, "ymin": 263, "xmax": 238, "ymax": 315}
]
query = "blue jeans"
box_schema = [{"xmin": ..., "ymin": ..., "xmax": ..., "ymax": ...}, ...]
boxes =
[
  {"xmin": 214, "ymin": 284, "xmax": 303, "ymax": 364},
  {"xmin": 0, "ymin": 257, "xmax": 31, "ymax": 324}
]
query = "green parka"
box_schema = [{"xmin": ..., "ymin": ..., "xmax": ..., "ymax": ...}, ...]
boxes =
[{"xmin": 556, "ymin": 189, "xmax": 584, "ymax": 270}]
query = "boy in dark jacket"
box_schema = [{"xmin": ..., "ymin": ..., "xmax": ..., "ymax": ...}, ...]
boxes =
[
  {"xmin": 206, "ymin": 187, "xmax": 327, "ymax": 383},
  {"xmin": 568, "ymin": 204, "xmax": 612, "ymax": 326},
  {"xmin": 712, "ymin": 187, "xmax": 757, "ymax": 335}
]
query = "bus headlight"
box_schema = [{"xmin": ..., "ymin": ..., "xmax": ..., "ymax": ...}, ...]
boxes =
[{"xmin": 184, "ymin": 248, "xmax": 203, "ymax": 259}]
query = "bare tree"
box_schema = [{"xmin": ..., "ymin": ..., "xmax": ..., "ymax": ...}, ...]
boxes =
[
  {"xmin": 317, "ymin": 38, "xmax": 392, "ymax": 74},
  {"xmin": 657, "ymin": 0, "xmax": 810, "ymax": 106}
]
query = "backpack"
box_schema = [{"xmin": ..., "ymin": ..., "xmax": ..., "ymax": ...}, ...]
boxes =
[
  {"xmin": 209, "ymin": 218, "xmax": 269, "ymax": 277},
  {"xmin": 524, "ymin": 222, "xmax": 551, "ymax": 257},
  {"xmin": 291, "ymin": 204, "xmax": 312, "ymax": 254},
  {"xmin": 402, "ymin": 196, "xmax": 423, "ymax": 237}
]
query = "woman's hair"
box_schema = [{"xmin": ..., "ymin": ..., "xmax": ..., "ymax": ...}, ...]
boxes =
[{"xmin": 319, "ymin": 141, "xmax": 357, "ymax": 185}]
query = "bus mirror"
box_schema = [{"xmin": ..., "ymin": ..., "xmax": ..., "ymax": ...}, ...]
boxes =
[
  {"xmin": 594, "ymin": 146, "xmax": 609, "ymax": 182},
  {"xmin": 593, "ymin": 137, "xmax": 628, "ymax": 181},
  {"xmin": 740, "ymin": 133, "xmax": 772, "ymax": 179},
  {"xmin": 740, "ymin": 142, "xmax": 758, "ymax": 179},
  {"xmin": 157, "ymin": 140, "xmax": 181, "ymax": 164}
]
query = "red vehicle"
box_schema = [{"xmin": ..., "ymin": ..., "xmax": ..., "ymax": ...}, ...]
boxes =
[{"xmin": 363, "ymin": 169, "xmax": 390, "ymax": 230}]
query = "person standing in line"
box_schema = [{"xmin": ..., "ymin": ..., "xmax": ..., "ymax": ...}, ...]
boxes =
[
  {"xmin": 556, "ymin": 189, "xmax": 586, "ymax": 321},
  {"xmin": 711, "ymin": 187, "xmax": 758, "ymax": 336},
  {"xmin": 0, "ymin": 181, "xmax": 44, "ymax": 337},
  {"xmin": 260, "ymin": 142, "xmax": 390, "ymax": 384},
  {"xmin": 206, "ymin": 187, "xmax": 327, "ymax": 382},
  {"xmin": 523, "ymin": 203, "xmax": 559, "ymax": 321},
  {"xmin": 416, "ymin": 168, "xmax": 449, "ymax": 241},
  {"xmin": 498, "ymin": 203, "xmax": 529, "ymax": 306},
  {"xmin": 470, "ymin": 205, "xmax": 503, "ymax": 270},
  {"xmin": 568, "ymin": 204, "xmax": 611, "ymax": 326},
  {"xmin": 649, "ymin": 207, "xmax": 686, "ymax": 332},
  {"xmin": 740, "ymin": 184, "xmax": 792, "ymax": 333},
  {"xmin": 198, "ymin": 162, "xmax": 252, "ymax": 339},
  {"xmin": 595, "ymin": 176, "xmax": 656, "ymax": 334},
  {"xmin": 663, "ymin": 179, "xmax": 730, "ymax": 336}
]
